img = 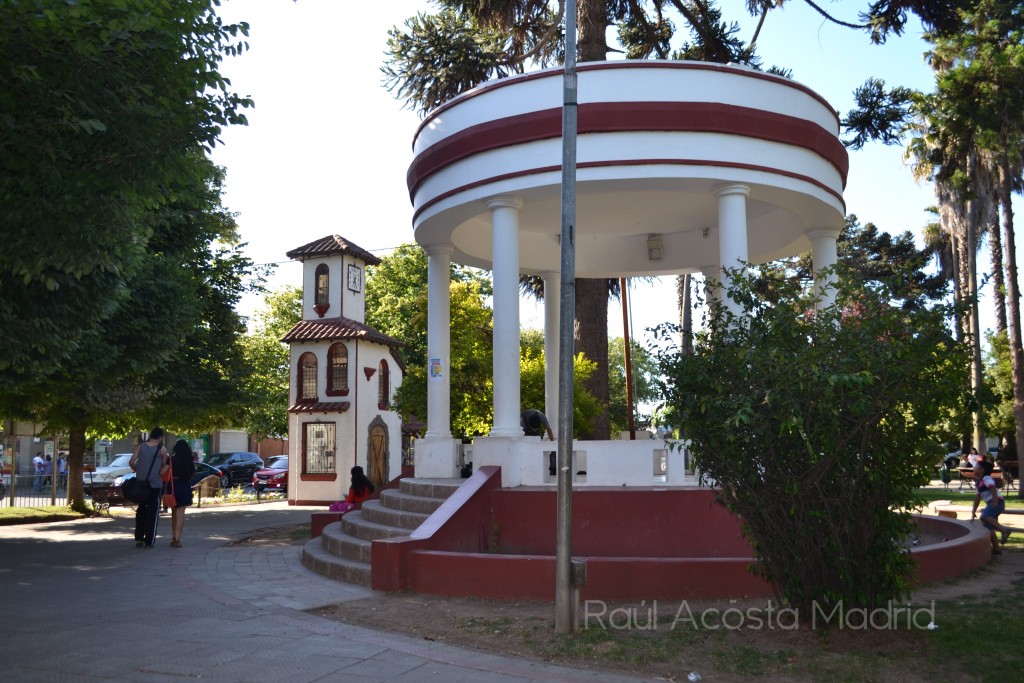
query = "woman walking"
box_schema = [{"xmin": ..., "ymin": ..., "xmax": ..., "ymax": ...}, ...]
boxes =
[{"xmin": 166, "ymin": 439, "xmax": 197, "ymax": 548}]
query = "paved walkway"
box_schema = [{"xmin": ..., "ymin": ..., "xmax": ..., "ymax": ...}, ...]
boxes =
[{"xmin": 0, "ymin": 502, "xmax": 648, "ymax": 682}]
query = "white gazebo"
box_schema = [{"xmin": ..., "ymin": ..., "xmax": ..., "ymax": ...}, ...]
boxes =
[{"xmin": 408, "ymin": 61, "xmax": 847, "ymax": 486}]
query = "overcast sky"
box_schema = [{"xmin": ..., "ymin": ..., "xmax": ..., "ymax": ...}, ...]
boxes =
[{"xmin": 209, "ymin": 1, "xmax": 1015, "ymax": 342}]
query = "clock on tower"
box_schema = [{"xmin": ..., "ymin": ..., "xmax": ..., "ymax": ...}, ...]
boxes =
[{"xmin": 347, "ymin": 264, "xmax": 363, "ymax": 292}]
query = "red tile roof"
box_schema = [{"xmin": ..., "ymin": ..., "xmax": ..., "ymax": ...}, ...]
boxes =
[
  {"xmin": 285, "ymin": 235, "xmax": 381, "ymax": 265},
  {"xmin": 281, "ymin": 317, "xmax": 403, "ymax": 349},
  {"xmin": 288, "ymin": 401, "xmax": 350, "ymax": 414}
]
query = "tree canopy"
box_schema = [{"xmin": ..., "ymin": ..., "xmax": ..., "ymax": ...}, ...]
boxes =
[
  {"xmin": 0, "ymin": 0, "xmax": 256, "ymax": 510},
  {"xmin": 239, "ymin": 286, "xmax": 303, "ymax": 440},
  {"xmin": 0, "ymin": 0, "xmax": 252, "ymax": 384},
  {"xmin": 656, "ymin": 264, "xmax": 967, "ymax": 618},
  {"xmin": 0, "ymin": 154, "xmax": 265, "ymax": 509}
]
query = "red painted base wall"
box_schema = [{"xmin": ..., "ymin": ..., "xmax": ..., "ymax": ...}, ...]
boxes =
[{"xmin": 372, "ymin": 467, "xmax": 993, "ymax": 602}]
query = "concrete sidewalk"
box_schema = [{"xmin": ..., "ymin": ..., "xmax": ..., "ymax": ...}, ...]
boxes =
[{"xmin": 0, "ymin": 502, "xmax": 649, "ymax": 682}]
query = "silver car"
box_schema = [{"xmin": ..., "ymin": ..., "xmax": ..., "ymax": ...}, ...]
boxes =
[{"xmin": 84, "ymin": 453, "xmax": 134, "ymax": 493}]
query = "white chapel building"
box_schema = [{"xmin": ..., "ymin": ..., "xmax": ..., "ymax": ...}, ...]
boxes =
[{"xmin": 282, "ymin": 235, "xmax": 405, "ymax": 505}]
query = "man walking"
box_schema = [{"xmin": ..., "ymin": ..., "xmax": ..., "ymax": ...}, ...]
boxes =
[{"xmin": 32, "ymin": 452, "xmax": 44, "ymax": 492}]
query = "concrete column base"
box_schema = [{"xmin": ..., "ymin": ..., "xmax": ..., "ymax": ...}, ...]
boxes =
[{"xmin": 414, "ymin": 437, "xmax": 461, "ymax": 478}]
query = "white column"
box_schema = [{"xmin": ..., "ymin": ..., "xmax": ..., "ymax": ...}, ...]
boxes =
[
  {"xmin": 488, "ymin": 196, "xmax": 524, "ymax": 437},
  {"xmin": 807, "ymin": 228, "xmax": 841, "ymax": 311},
  {"xmin": 701, "ymin": 265, "xmax": 720, "ymax": 306},
  {"xmin": 713, "ymin": 183, "xmax": 750, "ymax": 316},
  {"xmin": 542, "ymin": 271, "xmax": 560, "ymax": 433},
  {"xmin": 424, "ymin": 244, "xmax": 453, "ymax": 439}
]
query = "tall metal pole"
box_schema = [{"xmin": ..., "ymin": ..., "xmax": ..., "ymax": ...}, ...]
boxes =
[{"xmin": 554, "ymin": 0, "xmax": 578, "ymax": 634}]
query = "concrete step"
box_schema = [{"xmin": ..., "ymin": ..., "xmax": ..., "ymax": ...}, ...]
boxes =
[
  {"xmin": 301, "ymin": 537, "xmax": 371, "ymax": 585},
  {"xmin": 379, "ymin": 487, "xmax": 447, "ymax": 515},
  {"xmin": 360, "ymin": 499, "xmax": 430, "ymax": 530},
  {"xmin": 341, "ymin": 510, "xmax": 413, "ymax": 542},
  {"xmin": 320, "ymin": 521, "xmax": 372, "ymax": 563},
  {"xmin": 399, "ymin": 477, "xmax": 464, "ymax": 499},
  {"xmin": 302, "ymin": 477, "xmax": 464, "ymax": 587}
]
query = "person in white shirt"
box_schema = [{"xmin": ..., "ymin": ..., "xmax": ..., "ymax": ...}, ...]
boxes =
[
  {"xmin": 32, "ymin": 453, "xmax": 45, "ymax": 492},
  {"xmin": 971, "ymin": 458, "xmax": 1012, "ymax": 555}
]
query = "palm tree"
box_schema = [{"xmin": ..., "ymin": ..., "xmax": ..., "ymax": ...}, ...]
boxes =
[{"xmin": 918, "ymin": 0, "xmax": 1024, "ymax": 485}]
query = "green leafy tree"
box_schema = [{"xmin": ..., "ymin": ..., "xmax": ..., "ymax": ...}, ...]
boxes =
[
  {"xmin": 0, "ymin": 155, "xmax": 263, "ymax": 510},
  {"xmin": 520, "ymin": 329, "xmax": 601, "ymax": 438},
  {"xmin": 792, "ymin": 214, "xmax": 948, "ymax": 309},
  {"xmin": 365, "ymin": 244, "xmax": 491, "ymax": 370},
  {"xmin": 366, "ymin": 244, "xmax": 494, "ymax": 437},
  {"xmin": 928, "ymin": 0, "xmax": 1024, "ymax": 492},
  {"xmin": 392, "ymin": 279, "xmax": 496, "ymax": 438},
  {"xmin": 0, "ymin": 0, "xmax": 252, "ymax": 384},
  {"xmin": 239, "ymin": 287, "xmax": 303, "ymax": 440},
  {"xmin": 607, "ymin": 337, "xmax": 660, "ymax": 434},
  {"xmin": 985, "ymin": 330, "xmax": 1016, "ymax": 448},
  {"xmin": 656, "ymin": 264, "xmax": 967, "ymax": 618}
]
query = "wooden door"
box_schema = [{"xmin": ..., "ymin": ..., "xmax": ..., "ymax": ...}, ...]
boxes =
[{"xmin": 368, "ymin": 423, "xmax": 388, "ymax": 491}]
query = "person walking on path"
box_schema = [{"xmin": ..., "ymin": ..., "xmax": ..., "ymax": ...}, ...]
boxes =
[
  {"xmin": 971, "ymin": 458, "xmax": 1012, "ymax": 555},
  {"xmin": 42, "ymin": 454, "xmax": 53, "ymax": 490},
  {"xmin": 57, "ymin": 452, "xmax": 67, "ymax": 490},
  {"xmin": 32, "ymin": 452, "xmax": 44, "ymax": 492},
  {"xmin": 166, "ymin": 439, "xmax": 196, "ymax": 548},
  {"xmin": 129, "ymin": 428, "xmax": 169, "ymax": 548}
]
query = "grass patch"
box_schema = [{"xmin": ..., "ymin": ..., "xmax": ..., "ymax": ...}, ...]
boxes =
[
  {"xmin": 0, "ymin": 505, "xmax": 87, "ymax": 525},
  {"xmin": 197, "ymin": 485, "xmax": 259, "ymax": 506},
  {"xmin": 438, "ymin": 559, "xmax": 1024, "ymax": 682}
]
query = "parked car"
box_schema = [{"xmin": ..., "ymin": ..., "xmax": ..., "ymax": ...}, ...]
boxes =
[
  {"xmin": 204, "ymin": 452, "xmax": 264, "ymax": 487},
  {"xmin": 110, "ymin": 462, "xmax": 227, "ymax": 505},
  {"xmin": 84, "ymin": 453, "xmax": 134, "ymax": 494},
  {"xmin": 253, "ymin": 456, "xmax": 288, "ymax": 494}
]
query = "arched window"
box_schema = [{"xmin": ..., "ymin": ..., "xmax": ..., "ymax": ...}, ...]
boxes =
[
  {"xmin": 327, "ymin": 343, "xmax": 349, "ymax": 395},
  {"xmin": 377, "ymin": 359, "xmax": 390, "ymax": 409},
  {"xmin": 314, "ymin": 264, "xmax": 329, "ymax": 316},
  {"xmin": 298, "ymin": 352, "xmax": 318, "ymax": 402}
]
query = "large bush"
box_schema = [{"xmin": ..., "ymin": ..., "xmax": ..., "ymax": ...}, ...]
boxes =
[{"xmin": 656, "ymin": 265, "xmax": 967, "ymax": 620}]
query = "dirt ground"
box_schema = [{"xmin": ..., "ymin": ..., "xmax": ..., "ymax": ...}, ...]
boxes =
[{"xmin": 254, "ymin": 526, "xmax": 1024, "ymax": 682}]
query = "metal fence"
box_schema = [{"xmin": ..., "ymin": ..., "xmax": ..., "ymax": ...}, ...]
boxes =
[{"xmin": 0, "ymin": 473, "xmax": 71, "ymax": 508}]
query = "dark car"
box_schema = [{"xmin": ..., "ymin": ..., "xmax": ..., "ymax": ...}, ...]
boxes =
[
  {"xmin": 204, "ymin": 452, "xmax": 264, "ymax": 487},
  {"xmin": 252, "ymin": 455, "xmax": 288, "ymax": 494}
]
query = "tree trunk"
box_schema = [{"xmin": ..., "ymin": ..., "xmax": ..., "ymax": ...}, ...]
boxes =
[
  {"xmin": 941, "ymin": 182, "xmax": 972, "ymax": 448},
  {"xmin": 966, "ymin": 196, "xmax": 985, "ymax": 453},
  {"xmin": 570, "ymin": 1, "xmax": 612, "ymax": 439},
  {"xmin": 678, "ymin": 273, "xmax": 693, "ymax": 355},
  {"xmin": 998, "ymin": 155, "xmax": 1024, "ymax": 498},
  {"xmin": 990, "ymin": 206, "xmax": 1008, "ymax": 334},
  {"xmin": 577, "ymin": 0, "xmax": 608, "ymax": 60},
  {"xmin": 67, "ymin": 422, "xmax": 87, "ymax": 511},
  {"xmin": 575, "ymin": 278, "xmax": 610, "ymax": 438}
]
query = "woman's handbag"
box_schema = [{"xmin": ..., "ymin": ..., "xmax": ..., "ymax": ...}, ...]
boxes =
[
  {"xmin": 121, "ymin": 477, "xmax": 149, "ymax": 504},
  {"xmin": 162, "ymin": 461, "xmax": 176, "ymax": 509},
  {"xmin": 122, "ymin": 448, "xmax": 160, "ymax": 504}
]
